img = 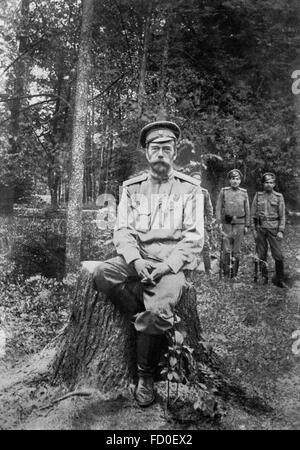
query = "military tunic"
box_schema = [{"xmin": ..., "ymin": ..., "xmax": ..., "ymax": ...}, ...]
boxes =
[
  {"xmin": 215, "ymin": 186, "xmax": 250, "ymax": 254},
  {"xmin": 93, "ymin": 170, "xmax": 204, "ymax": 335},
  {"xmin": 250, "ymin": 190, "xmax": 285, "ymax": 262}
]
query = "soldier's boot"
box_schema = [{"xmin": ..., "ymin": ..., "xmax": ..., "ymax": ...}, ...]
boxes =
[
  {"xmin": 229, "ymin": 254, "xmax": 235, "ymax": 279},
  {"xmin": 260, "ymin": 261, "xmax": 268, "ymax": 285},
  {"xmin": 273, "ymin": 260, "xmax": 288, "ymax": 288},
  {"xmin": 135, "ymin": 333, "xmax": 163, "ymax": 407},
  {"xmin": 223, "ymin": 253, "xmax": 231, "ymax": 278},
  {"xmin": 233, "ymin": 256, "xmax": 240, "ymax": 278},
  {"xmin": 203, "ymin": 253, "xmax": 211, "ymax": 274}
]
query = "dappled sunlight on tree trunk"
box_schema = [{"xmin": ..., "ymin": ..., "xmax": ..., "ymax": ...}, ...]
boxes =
[{"xmin": 65, "ymin": 0, "xmax": 94, "ymax": 274}]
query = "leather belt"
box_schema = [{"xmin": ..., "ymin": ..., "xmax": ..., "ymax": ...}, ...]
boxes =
[
  {"xmin": 262, "ymin": 217, "xmax": 279, "ymax": 221},
  {"xmin": 234, "ymin": 215, "xmax": 246, "ymax": 220}
]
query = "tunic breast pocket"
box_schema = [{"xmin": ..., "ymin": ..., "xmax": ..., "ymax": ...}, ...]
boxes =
[
  {"xmin": 257, "ymin": 200, "xmax": 265, "ymax": 213},
  {"xmin": 269, "ymin": 201, "xmax": 279, "ymax": 214},
  {"xmin": 132, "ymin": 205, "xmax": 150, "ymax": 232}
]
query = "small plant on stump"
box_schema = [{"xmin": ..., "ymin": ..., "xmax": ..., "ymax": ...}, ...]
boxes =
[{"xmin": 160, "ymin": 314, "xmax": 226, "ymax": 424}]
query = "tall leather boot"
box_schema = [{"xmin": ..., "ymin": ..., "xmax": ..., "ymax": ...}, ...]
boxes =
[
  {"xmin": 260, "ymin": 260, "xmax": 268, "ymax": 284},
  {"xmin": 203, "ymin": 251, "xmax": 211, "ymax": 274},
  {"xmin": 274, "ymin": 260, "xmax": 288, "ymax": 288},
  {"xmin": 223, "ymin": 253, "xmax": 230, "ymax": 278},
  {"xmin": 135, "ymin": 332, "xmax": 164, "ymax": 407},
  {"xmin": 233, "ymin": 256, "xmax": 239, "ymax": 278}
]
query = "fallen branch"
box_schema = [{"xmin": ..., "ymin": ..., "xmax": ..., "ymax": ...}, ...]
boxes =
[{"xmin": 40, "ymin": 390, "xmax": 92, "ymax": 411}]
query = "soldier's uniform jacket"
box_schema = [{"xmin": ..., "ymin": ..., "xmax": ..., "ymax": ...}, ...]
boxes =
[
  {"xmin": 114, "ymin": 170, "xmax": 204, "ymax": 274},
  {"xmin": 216, "ymin": 187, "xmax": 250, "ymax": 226},
  {"xmin": 201, "ymin": 187, "xmax": 213, "ymax": 229},
  {"xmin": 251, "ymin": 191, "xmax": 285, "ymax": 232}
]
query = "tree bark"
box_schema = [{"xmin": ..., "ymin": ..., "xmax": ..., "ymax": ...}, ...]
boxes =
[
  {"xmin": 65, "ymin": 0, "xmax": 94, "ymax": 273},
  {"xmin": 51, "ymin": 261, "xmax": 204, "ymax": 393}
]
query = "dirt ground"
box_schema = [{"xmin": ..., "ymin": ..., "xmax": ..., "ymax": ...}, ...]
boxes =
[{"xmin": 0, "ymin": 224, "xmax": 299, "ymax": 430}]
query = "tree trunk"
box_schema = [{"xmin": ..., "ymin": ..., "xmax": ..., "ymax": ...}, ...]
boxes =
[
  {"xmin": 0, "ymin": 186, "xmax": 15, "ymax": 216},
  {"xmin": 157, "ymin": 9, "xmax": 171, "ymax": 120},
  {"xmin": 65, "ymin": 0, "xmax": 94, "ymax": 273},
  {"xmin": 137, "ymin": 0, "xmax": 153, "ymax": 119},
  {"xmin": 51, "ymin": 262, "xmax": 204, "ymax": 393}
]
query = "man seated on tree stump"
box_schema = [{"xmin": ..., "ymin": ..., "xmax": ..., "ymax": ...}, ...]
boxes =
[{"xmin": 93, "ymin": 121, "xmax": 204, "ymax": 407}]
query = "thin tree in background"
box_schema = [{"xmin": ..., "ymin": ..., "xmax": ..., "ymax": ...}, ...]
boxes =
[
  {"xmin": 65, "ymin": 0, "xmax": 94, "ymax": 274},
  {"xmin": 157, "ymin": 5, "xmax": 171, "ymax": 120},
  {"xmin": 0, "ymin": 0, "xmax": 29, "ymax": 216},
  {"xmin": 137, "ymin": 0, "xmax": 153, "ymax": 119}
]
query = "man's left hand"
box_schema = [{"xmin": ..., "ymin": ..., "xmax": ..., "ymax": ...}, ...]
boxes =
[
  {"xmin": 276, "ymin": 231, "xmax": 283, "ymax": 241},
  {"xmin": 244, "ymin": 226, "xmax": 248, "ymax": 235},
  {"xmin": 150, "ymin": 263, "xmax": 171, "ymax": 282}
]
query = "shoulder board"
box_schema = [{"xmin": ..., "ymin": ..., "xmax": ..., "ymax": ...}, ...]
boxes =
[
  {"xmin": 173, "ymin": 171, "xmax": 199, "ymax": 185},
  {"xmin": 239, "ymin": 187, "xmax": 247, "ymax": 192},
  {"xmin": 257, "ymin": 191, "xmax": 264, "ymax": 195},
  {"xmin": 223, "ymin": 187, "xmax": 230, "ymax": 190},
  {"xmin": 273, "ymin": 191, "xmax": 282, "ymax": 196},
  {"xmin": 123, "ymin": 173, "xmax": 148, "ymax": 187}
]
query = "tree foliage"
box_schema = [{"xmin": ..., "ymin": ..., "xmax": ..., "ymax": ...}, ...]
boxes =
[{"xmin": 0, "ymin": 0, "xmax": 299, "ymax": 209}]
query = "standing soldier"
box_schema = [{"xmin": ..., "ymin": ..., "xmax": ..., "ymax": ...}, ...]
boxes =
[
  {"xmin": 192, "ymin": 172, "xmax": 213, "ymax": 274},
  {"xmin": 93, "ymin": 121, "xmax": 204, "ymax": 407},
  {"xmin": 251, "ymin": 172, "xmax": 287, "ymax": 288},
  {"xmin": 216, "ymin": 169, "xmax": 250, "ymax": 278}
]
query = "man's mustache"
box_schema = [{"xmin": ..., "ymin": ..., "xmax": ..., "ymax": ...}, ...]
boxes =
[{"xmin": 151, "ymin": 160, "xmax": 170, "ymax": 166}]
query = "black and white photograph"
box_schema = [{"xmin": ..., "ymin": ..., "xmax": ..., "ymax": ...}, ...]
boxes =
[{"xmin": 0, "ymin": 0, "xmax": 299, "ymax": 435}]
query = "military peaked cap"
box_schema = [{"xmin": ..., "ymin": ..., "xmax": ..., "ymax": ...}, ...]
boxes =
[
  {"xmin": 262, "ymin": 172, "xmax": 276, "ymax": 182},
  {"xmin": 139, "ymin": 121, "xmax": 181, "ymax": 148},
  {"xmin": 227, "ymin": 169, "xmax": 242, "ymax": 179}
]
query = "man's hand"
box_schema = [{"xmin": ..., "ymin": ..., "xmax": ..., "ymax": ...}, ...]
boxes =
[
  {"xmin": 252, "ymin": 229, "xmax": 257, "ymax": 240},
  {"xmin": 244, "ymin": 226, "xmax": 249, "ymax": 235},
  {"xmin": 133, "ymin": 259, "xmax": 154, "ymax": 282},
  {"xmin": 276, "ymin": 231, "xmax": 283, "ymax": 241},
  {"xmin": 150, "ymin": 262, "xmax": 171, "ymax": 281}
]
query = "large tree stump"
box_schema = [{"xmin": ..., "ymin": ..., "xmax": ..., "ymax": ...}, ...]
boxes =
[
  {"xmin": 51, "ymin": 261, "xmax": 205, "ymax": 393},
  {"xmin": 50, "ymin": 262, "xmax": 270, "ymax": 413}
]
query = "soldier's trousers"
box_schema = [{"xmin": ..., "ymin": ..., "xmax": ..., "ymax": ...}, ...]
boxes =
[
  {"xmin": 222, "ymin": 224, "xmax": 245, "ymax": 277},
  {"xmin": 93, "ymin": 256, "xmax": 186, "ymax": 336},
  {"xmin": 222, "ymin": 223, "xmax": 245, "ymax": 255},
  {"xmin": 256, "ymin": 228, "xmax": 283, "ymax": 262},
  {"xmin": 202, "ymin": 231, "xmax": 211, "ymax": 272}
]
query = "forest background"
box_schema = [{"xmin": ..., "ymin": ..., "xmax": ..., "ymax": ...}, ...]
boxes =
[
  {"xmin": 1, "ymin": 0, "xmax": 300, "ymax": 212},
  {"xmin": 0, "ymin": 0, "xmax": 300, "ymax": 430},
  {"xmin": 1, "ymin": 0, "xmax": 299, "ymax": 276}
]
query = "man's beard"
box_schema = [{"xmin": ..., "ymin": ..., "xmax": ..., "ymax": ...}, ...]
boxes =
[{"xmin": 151, "ymin": 160, "xmax": 171, "ymax": 176}]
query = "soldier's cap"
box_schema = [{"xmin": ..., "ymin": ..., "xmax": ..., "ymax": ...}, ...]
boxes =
[
  {"xmin": 262, "ymin": 172, "xmax": 276, "ymax": 182},
  {"xmin": 139, "ymin": 121, "xmax": 181, "ymax": 148},
  {"xmin": 227, "ymin": 169, "xmax": 242, "ymax": 179}
]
